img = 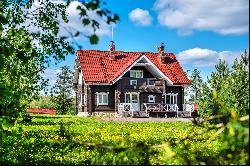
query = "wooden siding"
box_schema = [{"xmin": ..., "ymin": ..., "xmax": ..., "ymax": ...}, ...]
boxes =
[
  {"xmin": 89, "ymin": 85, "xmax": 116, "ymax": 112},
  {"xmin": 120, "ymin": 77, "xmax": 164, "ymax": 93}
]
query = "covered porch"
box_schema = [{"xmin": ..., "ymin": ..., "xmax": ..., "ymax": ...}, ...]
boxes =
[{"xmin": 118, "ymin": 103, "xmax": 196, "ymax": 118}]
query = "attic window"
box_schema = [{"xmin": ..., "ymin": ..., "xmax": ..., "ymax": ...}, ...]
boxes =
[{"xmin": 130, "ymin": 70, "xmax": 143, "ymax": 78}]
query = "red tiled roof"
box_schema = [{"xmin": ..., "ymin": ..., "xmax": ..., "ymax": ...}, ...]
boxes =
[{"xmin": 76, "ymin": 50, "xmax": 190, "ymax": 85}]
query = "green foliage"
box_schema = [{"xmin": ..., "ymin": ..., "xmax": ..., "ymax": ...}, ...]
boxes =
[
  {"xmin": 51, "ymin": 65, "xmax": 75, "ymax": 115},
  {"xmin": 218, "ymin": 114, "xmax": 249, "ymax": 165},
  {"xmin": 189, "ymin": 51, "xmax": 249, "ymax": 164},
  {"xmin": 0, "ymin": 0, "xmax": 119, "ymax": 119},
  {"xmin": 188, "ymin": 69, "xmax": 210, "ymax": 103},
  {"xmin": 200, "ymin": 51, "xmax": 249, "ymax": 117}
]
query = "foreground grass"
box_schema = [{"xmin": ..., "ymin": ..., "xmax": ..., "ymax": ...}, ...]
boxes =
[{"xmin": 1, "ymin": 115, "xmax": 222, "ymax": 165}]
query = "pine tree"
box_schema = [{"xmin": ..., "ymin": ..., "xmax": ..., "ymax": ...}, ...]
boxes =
[
  {"xmin": 189, "ymin": 69, "xmax": 204, "ymax": 102},
  {"xmin": 51, "ymin": 65, "xmax": 73, "ymax": 115}
]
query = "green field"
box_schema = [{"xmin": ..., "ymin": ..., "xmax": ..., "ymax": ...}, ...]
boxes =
[{"xmin": 0, "ymin": 115, "xmax": 231, "ymax": 165}]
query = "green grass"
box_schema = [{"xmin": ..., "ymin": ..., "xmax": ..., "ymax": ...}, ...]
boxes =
[{"xmin": 1, "ymin": 115, "xmax": 222, "ymax": 165}]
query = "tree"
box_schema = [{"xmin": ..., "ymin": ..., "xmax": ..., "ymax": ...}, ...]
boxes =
[
  {"xmin": 0, "ymin": 0, "xmax": 119, "ymax": 119},
  {"xmin": 189, "ymin": 69, "xmax": 205, "ymax": 102},
  {"xmin": 219, "ymin": 50, "xmax": 249, "ymax": 116},
  {"xmin": 29, "ymin": 96, "xmax": 56, "ymax": 109},
  {"xmin": 209, "ymin": 59, "xmax": 230, "ymax": 91},
  {"xmin": 51, "ymin": 65, "xmax": 74, "ymax": 115},
  {"xmin": 199, "ymin": 50, "xmax": 249, "ymax": 117}
]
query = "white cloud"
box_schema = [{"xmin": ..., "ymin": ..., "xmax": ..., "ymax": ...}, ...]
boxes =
[
  {"xmin": 176, "ymin": 48, "xmax": 243, "ymax": 67},
  {"xmin": 153, "ymin": 0, "xmax": 249, "ymax": 35},
  {"xmin": 24, "ymin": 0, "xmax": 111, "ymax": 42},
  {"xmin": 129, "ymin": 8, "xmax": 153, "ymax": 26}
]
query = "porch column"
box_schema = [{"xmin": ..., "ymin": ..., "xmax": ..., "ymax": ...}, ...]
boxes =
[
  {"xmin": 83, "ymin": 85, "xmax": 88, "ymax": 112},
  {"xmin": 87, "ymin": 85, "xmax": 92, "ymax": 115},
  {"xmin": 115, "ymin": 80, "xmax": 121, "ymax": 113},
  {"xmin": 162, "ymin": 79, "xmax": 166, "ymax": 104},
  {"xmin": 115, "ymin": 90, "xmax": 121, "ymax": 112},
  {"xmin": 181, "ymin": 85, "xmax": 185, "ymax": 111},
  {"xmin": 77, "ymin": 84, "xmax": 82, "ymax": 113}
]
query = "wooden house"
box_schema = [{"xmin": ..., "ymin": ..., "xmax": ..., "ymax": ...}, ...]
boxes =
[{"xmin": 73, "ymin": 42, "xmax": 195, "ymax": 117}]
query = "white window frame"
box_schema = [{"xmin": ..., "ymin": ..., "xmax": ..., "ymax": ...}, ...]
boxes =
[
  {"xmin": 130, "ymin": 80, "xmax": 137, "ymax": 86},
  {"xmin": 165, "ymin": 93, "xmax": 178, "ymax": 104},
  {"xmin": 147, "ymin": 79, "xmax": 155, "ymax": 86},
  {"xmin": 130, "ymin": 70, "xmax": 143, "ymax": 78},
  {"xmin": 125, "ymin": 92, "xmax": 140, "ymax": 103},
  {"xmin": 148, "ymin": 95, "xmax": 156, "ymax": 103},
  {"xmin": 96, "ymin": 92, "xmax": 109, "ymax": 106}
]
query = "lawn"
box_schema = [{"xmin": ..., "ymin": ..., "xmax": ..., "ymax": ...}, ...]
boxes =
[{"xmin": 1, "ymin": 115, "xmax": 222, "ymax": 165}]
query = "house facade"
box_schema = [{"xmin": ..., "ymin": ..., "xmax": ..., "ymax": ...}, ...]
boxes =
[{"xmin": 73, "ymin": 42, "xmax": 193, "ymax": 117}]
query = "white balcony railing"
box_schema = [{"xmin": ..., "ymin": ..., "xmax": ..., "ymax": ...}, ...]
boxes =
[
  {"xmin": 143, "ymin": 103, "xmax": 179, "ymax": 117},
  {"xmin": 183, "ymin": 104, "xmax": 195, "ymax": 117},
  {"xmin": 118, "ymin": 103, "xmax": 196, "ymax": 118}
]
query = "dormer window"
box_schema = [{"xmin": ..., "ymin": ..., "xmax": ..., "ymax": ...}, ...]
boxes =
[{"xmin": 130, "ymin": 70, "xmax": 143, "ymax": 78}]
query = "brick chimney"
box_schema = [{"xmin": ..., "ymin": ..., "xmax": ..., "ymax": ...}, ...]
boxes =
[
  {"xmin": 157, "ymin": 42, "xmax": 165, "ymax": 63},
  {"xmin": 109, "ymin": 41, "xmax": 115, "ymax": 60},
  {"xmin": 109, "ymin": 41, "xmax": 115, "ymax": 52}
]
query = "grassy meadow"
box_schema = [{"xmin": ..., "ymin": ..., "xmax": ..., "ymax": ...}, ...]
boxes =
[{"xmin": 0, "ymin": 115, "xmax": 230, "ymax": 165}]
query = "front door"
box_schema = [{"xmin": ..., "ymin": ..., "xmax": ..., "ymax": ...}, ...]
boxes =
[{"xmin": 125, "ymin": 93, "xmax": 140, "ymax": 111}]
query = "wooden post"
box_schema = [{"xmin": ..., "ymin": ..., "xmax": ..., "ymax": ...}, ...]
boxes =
[
  {"xmin": 115, "ymin": 80, "xmax": 121, "ymax": 113},
  {"xmin": 181, "ymin": 85, "xmax": 185, "ymax": 111},
  {"xmin": 87, "ymin": 86, "xmax": 92, "ymax": 115},
  {"xmin": 83, "ymin": 85, "xmax": 88, "ymax": 112}
]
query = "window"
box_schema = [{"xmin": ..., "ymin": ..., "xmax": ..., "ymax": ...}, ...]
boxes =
[
  {"xmin": 125, "ymin": 93, "xmax": 139, "ymax": 103},
  {"xmin": 148, "ymin": 95, "xmax": 155, "ymax": 103},
  {"xmin": 147, "ymin": 79, "xmax": 155, "ymax": 86},
  {"xmin": 130, "ymin": 80, "xmax": 137, "ymax": 86},
  {"xmin": 96, "ymin": 92, "xmax": 109, "ymax": 105},
  {"xmin": 165, "ymin": 93, "xmax": 178, "ymax": 104},
  {"xmin": 130, "ymin": 70, "xmax": 143, "ymax": 78}
]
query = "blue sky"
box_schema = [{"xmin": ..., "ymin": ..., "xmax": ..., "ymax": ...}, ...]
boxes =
[{"xmin": 43, "ymin": 0, "xmax": 249, "ymax": 89}]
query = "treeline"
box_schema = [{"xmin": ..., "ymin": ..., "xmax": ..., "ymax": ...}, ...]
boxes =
[
  {"xmin": 189, "ymin": 50, "xmax": 249, "ymax": 118},
  {"xmin": 29, "ymin": 95, "xmax": 76, "ymax": 115},
  {"xmin": 30, "ymin": 65, "xmax": 76, "ymax": 115}
]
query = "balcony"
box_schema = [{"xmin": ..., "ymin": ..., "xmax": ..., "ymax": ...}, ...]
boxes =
[{"xmin": 120, "ymin": 77, "xmax": 164, "ymax": 92}]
